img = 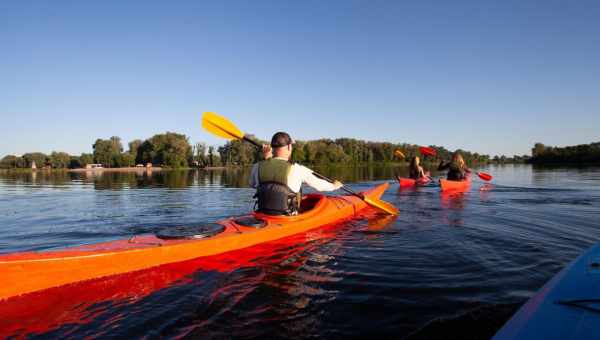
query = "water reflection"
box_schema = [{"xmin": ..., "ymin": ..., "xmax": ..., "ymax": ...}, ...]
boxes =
[
  {"xmin": 439, "ymin": 192, "xmax": 467, "ymax": 227},
  {"xmin": 365, "ymin": 214, "xmax": 398, "ymax": 233},
  {"xmin": 2, "ymin": 165, "xmax": 600, "ymax": 338},
  {"xmin": 0, "ymin": 165, "xmax": 423, "ymax": 190}
]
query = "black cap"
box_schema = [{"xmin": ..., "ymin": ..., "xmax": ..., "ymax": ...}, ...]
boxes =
[{"xmin": 270, "ymin": 132, "xmax": 295, "ymax": 147}]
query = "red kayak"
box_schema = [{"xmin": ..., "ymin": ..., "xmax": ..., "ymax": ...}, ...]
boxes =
[
  {"xmin": 397, "ymin": 174, "xmax": 431, "ymax": 188},
  {"xmin": 439, "ymin": 176, "xmax": 471, "ymax": 192}
]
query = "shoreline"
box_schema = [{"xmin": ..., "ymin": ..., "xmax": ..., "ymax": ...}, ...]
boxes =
[{"xmin": 67, "ymin": 167, "xmax": 164, "ymax": 173}]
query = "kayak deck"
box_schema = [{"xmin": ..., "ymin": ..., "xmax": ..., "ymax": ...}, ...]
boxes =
[
  {"xmin": 493, "ymin": 242, "xmax": 600, "ymax": 340},
  {"xmin": 0, "ymin": 183, "xmax": 389, "ymax": 300}
]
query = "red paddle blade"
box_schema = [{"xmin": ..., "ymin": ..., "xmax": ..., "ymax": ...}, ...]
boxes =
[
  {"xmin": 419, "ymin": 146, "xmax": 436, "ymax": 156},
  {"xmin": 477, "ymin": 172, "xmax": 493, "ymax": 181}
]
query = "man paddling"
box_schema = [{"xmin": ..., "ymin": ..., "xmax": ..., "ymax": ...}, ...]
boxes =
[{"xmin": 249, "ymin": 132, "xmax": 343, "ymax": 215}]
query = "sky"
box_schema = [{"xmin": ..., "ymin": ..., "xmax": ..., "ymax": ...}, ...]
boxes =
[{"xmin": 1, "ymin": 0, "xmax": 599, "ymax": 157}]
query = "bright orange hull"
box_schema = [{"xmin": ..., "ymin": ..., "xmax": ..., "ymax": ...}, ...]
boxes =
[
  {"xmin": 0, "ymin": 183, "xmax": 389, "ymax": 301},
  {"xmin": 397, "ymin": 174, "xmax": 431, "ymax": 188},
  {"xmin": 439, "ymin": 177, "xmax": 471, "ymax": 192}
]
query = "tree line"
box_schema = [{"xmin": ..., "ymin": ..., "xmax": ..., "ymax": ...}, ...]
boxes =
[
  {"xmin": 530, "ymin": 142, "xmax": 600, "ymax": 163},
  {"xmin": 490, "ymin": 154, "xmax": 531, "ymax": 164},
  {"xmin": 6, "ymin": 132, "xmax": 542, "ymax": 170},
  {"xmin": 216, "ymin": 137, "xmax": 492, "ymax": 166},
  {"xmin": 0, "ymin": 132, "xmax": 196, "ymax": 169}
]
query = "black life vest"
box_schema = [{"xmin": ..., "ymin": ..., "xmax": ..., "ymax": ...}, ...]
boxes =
[{"xmin": 255, "ymin": 158, "xmax": 301, "ymax": 215}]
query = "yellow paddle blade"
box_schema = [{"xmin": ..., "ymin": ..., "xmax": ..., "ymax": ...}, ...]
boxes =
[
  {"xmin": 202, "ymin": 112, "xmax": 245, "ymax": 140},
  {"xmin": 394, "ymin": 149, "xmax": 406, "ymax": 159},
  {"xmin": 363, "ymin": 196, "xmax": 399, "ymax": 215}
]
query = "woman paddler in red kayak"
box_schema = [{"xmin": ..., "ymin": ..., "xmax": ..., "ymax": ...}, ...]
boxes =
[
  {"xmin": 249, "ymin": 132, "xmax": 343, "ymax": 215},
  {"xmin": 438, "ymin": 152, "xmax": 471, "ymax": 181},
  {"xmin": 408, "ymin": 156, "xmax": 430, "ymax": 180}
]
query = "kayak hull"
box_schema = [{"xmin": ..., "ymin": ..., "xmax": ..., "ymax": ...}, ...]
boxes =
[
  {"xmin": 397, "ymin": 173, "xmax": 431, "ymax": 188},
  {"xmin": 439, "ymin": 177, "xmax": 471, "ymax": 192},
  {"xmin": 0, "ymin": 183, "xmax": 389, "ymax": 301},
  {"xmin": 493, "ymin": 242, "xmax": 600, "ymax": 339}
]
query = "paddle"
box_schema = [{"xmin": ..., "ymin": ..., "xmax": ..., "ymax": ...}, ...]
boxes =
[
  {"xmin": 419, "ymin": 146, "xmax": 436, "ymax": 157},
  {"xmin": 475, "ymin": 172, "xmax": 493, "ymax": 181},
  {"xmin": 395, "ymin": 146, "xmax": 436, "ymax": 159},
  {"xmin": 201, "ymin": 112, "xmax": 398, "ymax": 215},
  {"xmin": 310, "ymin": 172, "xmax": 398, "ymax": 215},
  {"xmin": 394, "ymin": 149, "xmax": 406, "ymax": 159}
]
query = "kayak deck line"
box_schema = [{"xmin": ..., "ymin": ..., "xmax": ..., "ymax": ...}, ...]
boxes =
[{"xmin": 0, "ymin": 182, "xmax": 390, "ymax": 301}]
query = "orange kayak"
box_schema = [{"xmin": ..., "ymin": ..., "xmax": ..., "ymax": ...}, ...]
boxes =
[
  {"xmin": 397, "ymin": 173, "xmax": 431, "ymax": 188},
  {"xmin": 439, "ymin": 176, "xmax": 471, "ymax": 192},
  {"xmin": 0, "ymin": 183, "xmax": 389, "ymax": 301}
]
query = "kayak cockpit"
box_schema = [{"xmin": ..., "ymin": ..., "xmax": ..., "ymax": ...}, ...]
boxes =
[{"xmin": 252, "ymin": 193, "xmax": 328, "ymax": 222}]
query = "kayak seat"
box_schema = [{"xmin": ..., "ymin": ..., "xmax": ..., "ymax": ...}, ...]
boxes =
[
  {"xmin": 299, "ymin": 195, "xmax": 321, "ymax": 213},
  {"xmin": 233, "ymin": 216, "xmax": 267, "ymax": 228},
  {"xmin": 155, "ymin": 223, "xmax": 226, "ymax": 240}
]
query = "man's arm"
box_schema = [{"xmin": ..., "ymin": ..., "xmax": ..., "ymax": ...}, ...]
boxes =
[{"xmin": 296, "ymin": 165, "xmax": 342, "ymax": 192}]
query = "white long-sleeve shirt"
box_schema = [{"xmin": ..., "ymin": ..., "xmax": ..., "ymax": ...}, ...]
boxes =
[{"xmin": 249, "ymin": 157, "xmax": 338, "ymax": 193}]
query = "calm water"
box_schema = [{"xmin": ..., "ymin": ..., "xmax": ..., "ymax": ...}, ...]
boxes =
[{"xmin": 1, "ymin": 164, "xmax": 599, "ymax": 339}]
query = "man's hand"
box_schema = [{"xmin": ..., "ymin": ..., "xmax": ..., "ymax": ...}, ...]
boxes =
[
  {"xmin": 333, "ymin": 180, "xmax": 343, "ymax": 190},
  {"xmin": 262, "ymin": 144, "xmax": 273, "ymax": 159}
]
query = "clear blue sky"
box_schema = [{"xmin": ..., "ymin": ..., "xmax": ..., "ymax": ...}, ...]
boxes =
[{"xmin": 1, "ymin": 0, "xmax": 599, "ymax": 157}]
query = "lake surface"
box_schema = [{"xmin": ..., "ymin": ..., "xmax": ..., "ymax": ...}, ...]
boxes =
[{"xmin": 1, "ymin": 164, "xmax": 599, "ymax": 339}]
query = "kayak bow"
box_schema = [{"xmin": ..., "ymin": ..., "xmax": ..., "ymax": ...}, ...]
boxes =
[
  {"xmin": 494, "ymin": 242, "xmax": 600, "ymax": 339},
  {"xmin": 0, "ymin": 183, "xmax": 390, "ymax": 300}
]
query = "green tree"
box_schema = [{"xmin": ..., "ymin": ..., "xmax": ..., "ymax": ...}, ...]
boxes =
[
  {"xmin": 208, "ymin": 146, "xmax": 219, "ymax": 167},
  {"xmin": 69, "ymin": 156, "xmax": 81, "ymax": 169},
  {"xmin": 112, "ymin": 153, "xmax": 134, "ymax": 167},
  {"xmin": 137, "ymin": 132, "xmax": 192, "ymax": 168},
  {"xmin": 218, "ymin": 135, "xmax": 262, "ymax": 166},
  {"xmin": 22, "ymin": 153, "xmax": 48, "ymax": 168},
  {"xmin": 0, "ymin": 155, "xmax": 25, "ymax": 169},
  {"xmin": 529, "ymin": 141, "xmax": 600, "ymax": 163},
  {"xmin": 93, "ymin": 137, "xmax": 123, "ymax": 167},
  {"xmin": 194, "ymin": 142, "xmax": 208, "ymax": 167},
  {"xmin": 128, "ymin": 139, "xmax": 143, "ymax": 164},
  {"xmin": 291, "ymin": 141, "xmax": 305, "ymax": 163},
  {"xmin": 532, "ymin": 143, "xmax": 546, "ymax": 158},
  {"xmin": 49, "ymin": 152, "xmax": 71, "ymax": 168},
  {"xmin": 79, "ymin": 153, "xmax": 94, "ymax": 167},
  {"xmin": 304, "ymin": 142, "xmax": 318, "ymax": 163}
]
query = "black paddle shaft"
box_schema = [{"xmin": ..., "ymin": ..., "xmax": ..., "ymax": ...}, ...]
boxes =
[
  {"xmin": 311, "ymin": 172, "xmax": 363, "ymax": 198},
  {"xmin": 243, "ymin": 136, "xmax": 262, "ymax": 148}
]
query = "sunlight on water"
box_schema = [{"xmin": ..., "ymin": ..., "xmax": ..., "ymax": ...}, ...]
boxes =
[{"xmin": 0, "ymin": 164, "xmax": 599, "ymax": 338}]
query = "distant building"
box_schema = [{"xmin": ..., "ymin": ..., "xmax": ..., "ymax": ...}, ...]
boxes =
[
  {"xmin": 31, "ymin": 160, "xmax": 37, "ymax": 170},
  {"xmin": 85, "ymin": 164, "xmax": 104, "ymax": 169},
  {"xmin": 136, "ymin": 164, "xmax": 144, "ymax": 168}
]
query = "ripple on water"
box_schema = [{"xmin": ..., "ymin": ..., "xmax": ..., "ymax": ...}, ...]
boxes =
[{"xmin": 1, "ymin": 166, "xmax": 600, "ymax": 338}]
